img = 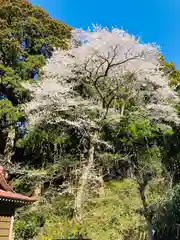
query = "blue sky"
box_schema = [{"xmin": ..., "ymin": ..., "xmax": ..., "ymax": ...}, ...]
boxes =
[{"xmin": 30, "ymin": 0, "xmax": 180, "ymax": 68}]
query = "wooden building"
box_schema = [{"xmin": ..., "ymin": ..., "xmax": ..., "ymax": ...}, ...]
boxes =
[{"xmin": 0, "ymin": 167, "xmax": 36, "ymax": 240}]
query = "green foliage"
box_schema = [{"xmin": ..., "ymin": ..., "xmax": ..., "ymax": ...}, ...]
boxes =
[
  {"xmin": 0, "ymin": 0, "xmax": 71, "ymax": 152},
  {"xmin": 16, "ymin": 124, "xmax": 77, "ymax": 168},
  {"xmin": 153, "ymin": 184, "xmax": 180, "ymax": 240},
  {"xmin": 36, "ymin": 179, "xmax": 165, "ymax": 240},
  {"xmin": 160, "ymin": 57, "xmax": 180, "ymax": 87},
  {"xmin": 16, "ymin": 54, "xmax": 45, "ymax": 79},
  {"xmin": 0, "ymin": 99, "xmax": 23, "ymax": 130},
  {"xmin": 12, "ymin": 175, "xmax": 36, "ymax": 196},
  {"xmin": 14, "ymin": 210, "xmax": 45, "ymax": 240}
]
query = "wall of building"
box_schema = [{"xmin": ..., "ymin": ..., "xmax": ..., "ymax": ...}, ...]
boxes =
[{"xmin": 0, "ymin": 216, "xmax": 11, "ymax": 240}]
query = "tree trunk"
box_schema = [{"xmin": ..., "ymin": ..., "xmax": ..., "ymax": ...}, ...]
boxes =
[
  {"xmin": 31, "ymin": 182, "xmax": 42, "ymax": 210},
  {"xmin": 147, "ymin": 220, "xmax": 154, "ymax": 240},
  {"xmin": 74, "ymin": 141, "xmax": 95, "ymax": 221},
  {"xmin": 98, "ymin": 168, "xmax": 105, "ymax": 197},
  {"xmin": 138, "ymin": 183, "xmax": 154, "ymax": 240},
  {"xmin": 34, "ymin": 182, "xmax": 42, "ymax": 198},
  {"xmin": 120, "ymin": 103, "xmax": 125, "ymax": 117},
  {"xmin": 4, "ymin": 126, "xmax": 15, "ymax": 163}
]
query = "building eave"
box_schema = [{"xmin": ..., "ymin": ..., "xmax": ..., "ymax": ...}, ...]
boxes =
[{"xmin": 0, "ymin": 196, "xmax": 36, "ymax": 205}]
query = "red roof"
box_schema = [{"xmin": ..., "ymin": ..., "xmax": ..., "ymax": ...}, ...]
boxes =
[{"xmin": 0, "ymin": 167, "xmax": 36, "ymax": 204}]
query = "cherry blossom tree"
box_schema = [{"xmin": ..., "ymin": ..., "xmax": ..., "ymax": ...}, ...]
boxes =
[{"xmin": 22, "ymin": 25, "xmax": 179, "ymax": 234}]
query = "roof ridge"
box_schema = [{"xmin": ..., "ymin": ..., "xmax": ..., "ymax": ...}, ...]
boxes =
[{"xmin": 0, "ymin": 167, "xmax": 37, "ymax": 203}]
